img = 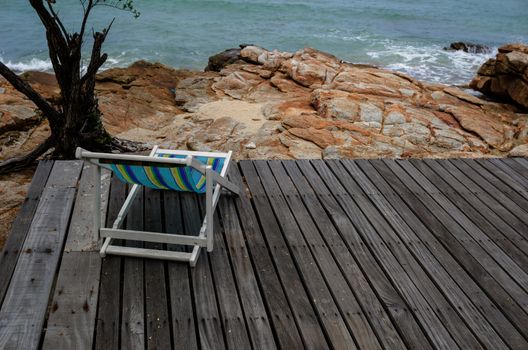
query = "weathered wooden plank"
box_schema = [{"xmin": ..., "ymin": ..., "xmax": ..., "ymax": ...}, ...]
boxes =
[
  {"xmin": 397, "ymin": 160, "xmax": 528, "ymax": 281},
  {"xmin": 276, "ymin": 160, "xmax": 406, "ymax": 350},
  {"xmin": 0, "ymin": 160, "xmax": 53, "ymax": 305},
  {"xmin": 216, "ymin": 195, "xmax": 277, "ymax": 350},
  {"xmin": 387, "ymin": 159, "xmax": 528, "ymax": 293},
  {"xmin": 515, "ymin": 156, "xmax": 528, "ymax": 164},
  {"xmin": 228, "ymin": 165, "xmax": 311, "ymax": 349},
  {"xmin": 238, "ymin": 161, "xmax": 331, "ymax": 350},
  {"xmin": 0, "ymin": 160, "xmax": 82, "ymax": 350},
  {"xmin": 499, "ymin": 158, "xmax": 528, "ymax": 185},
  {"xmin": 434, "ymin": 159, "xmax": 528, "ymax": 239},
  {"xmin": 63, "ymin": 163, "xmax": 112, "ymax": 252},
  {"xmin": 42, "ymin": 251, "xmax": 101, "ymax": 350},
  {"xmin": 193, "ymin": 191, "xmax": 253, "ymax": 349},
  {"xmin": 410, "ymin": 159, "xmax": 528, "ymax": 347},
  {"xmin": 410, "ymin": 159, "xmax": 528, "ymax": 271},
  {"xmin": 181, "ymin": 192, "xmax": 226, "ymax": 350},
  {"xmin": 207, "ymin": 210, "xmax": 253, "ymax": 350},
  {"xmin": 385, "ymin": 162, "xmax": 528, "ymax": 298},
  {"xmin": 311, "ymin": 160, "xmax": 461, "ymax": 349},
  {"xmin": 422, "ymin": 159, "xmax": 528, "ymax": 252},
  {"xmin": 45, "ymin": 160, "xmax": 84, "ymax": 187},
  {"xmin": 250, "ymin": 160, "xmax": 358, "ymax": 350},
  {"xmin": 268, "ymin": 160, "xmax": 389, "ymax": 350},
  {"xmin": 370, "ymin": 160, "xmax": 528, "ymax": 330},
  {"xmin": 42, "ymin": 162, "xmax": 112, "ymax": 350},
  {"xmin": 164, "ymin": 191, "xmax": 198, "ymax": 350},
  {"xmin": 392, "ymin": 161, "xmax": 528, "ymax": 304},
  {"xmin": 95, "ymin": 178, "xmax": 127, "ymax": 350},
  {"xmin": 478, "ymin": 159, "xmax": 528, "ymax": 198},
  {"xmin": 451, "ymin": 159, "xmax": 528, "ymax": 225},
  {"xmin": 355, "ymin": 159, "xmax": 516, "ymax": 349},
  {"xmin": 291, "ymin": 160, "xmax": 432, "ymax": 350},
  {"xmin": 121, "ymin": 188, "xmax": 145, "ymax": 350},
  {"xmin": 514, "ymin": 158, "xmax": 528, "ymax": 171},
  {"xmin": 144, "ymin": 187, "xmax": 171, "ymax": 350}
]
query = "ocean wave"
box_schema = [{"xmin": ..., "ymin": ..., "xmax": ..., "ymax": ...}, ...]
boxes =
[
  {"xmin": 0, "ymin": 54, "xmax": 129, "ymax": 74},
  {"xmin": 0, "ymin": 43, "xmax": 495, "ymax": 86},
  {"xmin": 1, "ymin": 57, "xmax": 53, "ymax": 72},
  {"xmin": 366, "ymin": 43, "xmax": 496, "ymax": 85},
  {"xmin": 309, "ymin": 30, "xmax": 496, "ymax": 84}
]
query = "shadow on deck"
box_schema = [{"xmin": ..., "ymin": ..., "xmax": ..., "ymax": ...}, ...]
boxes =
[{"xmin": 1, "ymin": 158, "xmax": 528, "ymax": 349}]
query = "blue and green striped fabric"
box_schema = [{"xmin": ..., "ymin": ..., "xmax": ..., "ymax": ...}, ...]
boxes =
[{"xmin": 100, "ymin": 153, "xmax": 225, "ymax": 193}]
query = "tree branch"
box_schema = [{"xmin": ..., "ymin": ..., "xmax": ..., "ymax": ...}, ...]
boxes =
[
  {"xmin": 29, "ymin": 0, "xmax": 70, "ymax": 64},
  {"xmin": 80, "ymin": 20, "xmax": 113, "ymax": 87},
  {"xmin": 0, "ymin": 61, "xmax": 61, "ymax": 123},
  {"xmin": 46, "ymin": 1, "xmax": 70, "ymax": 42},
  {"xmin": 0, "ymin": 137, "xmax": 54, "ymax": 175},
  {"xmin": 79, "ymin": 0, "xmax": 94, "ymax": 40},
  {"xmin": 44, "ymin": 30, "xmax": 66, "ymax": 93}
]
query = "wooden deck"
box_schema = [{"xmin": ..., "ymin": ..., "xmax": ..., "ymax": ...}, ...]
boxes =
[{"xmin": 1, "ymin": 158, "xmax": 528, "ymax": 350}]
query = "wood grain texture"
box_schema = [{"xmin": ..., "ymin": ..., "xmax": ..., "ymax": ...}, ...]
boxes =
[
  {"xmin": 435, "ymin": 159, "xmax": 528, "ymax": 238},
  {"xmin": 0, "ymin": 161, "xmax": 82, "ymax": 350},
  {"xmin": 249, "ymin": 160, "xmax": 358, "ymax": 350},
  {"xmin": 356, "ymin": 159, "xmax": 511, "ymax": 350},
  {"xmin": 4, "ymin": 158, "xmax": 528, "ymax": 350},
  {"xmin": 63, "ymin": 162, "xmax": 111, "ymax": 252},
  {"xmin": 316, "ymin": 159, "xmax": 460, "ymax": 349},
  {"xmin": 238, "ymin": 161, "xmax": 330, "ymax": 350},
  {"xmin": 42, "ymin": 251, "xmax": 102, "ymax": 350},
  {"xmin": 0, "ymin": 160, "xmax": 53, "ymax": 305},
  {"xmin": 228, "ymin": 165, "xmax": 309, "ymax": 350},
  {"xmin": 268, "ymin": 160, "xmax": 386, "ymax": 350},
  {"xmin": 284, "ymin": 160, "xmax": 425, "ymax": 350},
  {"xmin": 217, "ymin": 194, "xmax": 277, "ymax": 350},
  {"xmin": 182, "ymin": 192, "xmax": 226, "ymax": 350},
  {"xmin": 208, "ymin": 212, "xmax": 253, "ymax": 350},
  {"xmin": 121, "ymin": 188, "xmax": 145, "ymax": 350},
  {"xmin": 42, "ymin": 162, "xmax": 111, "ymax": 350},
  {"xmin": 164, "ymin": 191, "xmax": 199, "ymax": 350},
  {"xmin": 451, "ymin": 159, "xmax": 528, "ymax": 225},
  {"xmin": 95, "ymin": 178, "xmax": 127, "ymax": 350},
  {"xmin": 144, "ymin": 188, "xmax": 172, "ymax": 350}
]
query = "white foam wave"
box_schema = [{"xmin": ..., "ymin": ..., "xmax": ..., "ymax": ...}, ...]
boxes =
[
  {"xmin": 313, "ymin": 30, "xmax": 370, "ymax": 42},
  {"xmin": 0, "ymin": 54, "xmax": 129, "ymax": 73},
  {"xmin": 1, "ymin": 57, "xmax": 53, "ymax": 72},
  {"xmin": 366, "ymin": 42, "xmax": 496, "ymax": 85}
]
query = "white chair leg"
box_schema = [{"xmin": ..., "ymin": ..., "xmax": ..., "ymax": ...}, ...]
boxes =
[
  {"xmin": 100, "ymin": 237, "xmax": 112, "ymax": 257},
  {"xmin": 190, "ymin": 246, "xmax": 201, "ymax": 267},
  {"xmin": 206, "ymin": 166, "xmax": 214, "ymax": 252},
  {"xmin": 94, "ymin": 164, "xmax": 101, "ymax": 242}
]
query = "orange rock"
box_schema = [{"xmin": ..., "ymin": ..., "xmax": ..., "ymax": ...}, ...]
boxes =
[
  {"xmin": 471, "ymin": 44, "xmax": 528, "ymax": 109},
  {"xmin": 288, "ymin": 127, "xmax": 339, "ymax": 149}
]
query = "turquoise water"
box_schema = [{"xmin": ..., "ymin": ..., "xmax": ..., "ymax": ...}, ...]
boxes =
[{"xmin": 1, "ymin": 0, "xmax": 527, "ymax": 84}]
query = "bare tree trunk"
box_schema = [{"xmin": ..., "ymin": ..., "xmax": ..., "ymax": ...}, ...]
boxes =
[{"xmin": 0, "ymin": 0, "xmax": 142, "ymax": 173}]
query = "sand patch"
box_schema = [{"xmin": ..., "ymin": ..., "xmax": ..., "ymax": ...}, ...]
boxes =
[{"xmin": 195, "ymin": 99, "xmax": 266, "ymax": 135}]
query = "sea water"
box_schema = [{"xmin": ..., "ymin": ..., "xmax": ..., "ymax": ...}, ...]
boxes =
[{"xmin": 0, "ymin": 0, "xmax": 527, "ymax": 85}]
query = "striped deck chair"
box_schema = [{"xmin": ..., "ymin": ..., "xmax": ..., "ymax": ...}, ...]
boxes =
[{"xmin": 76, "ymin": 146, "xmax": 239, "ymax": 266}]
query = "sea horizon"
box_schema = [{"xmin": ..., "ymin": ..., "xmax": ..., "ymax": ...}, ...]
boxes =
[{"xmin": 1, "ymin": 0, "xmax": 527, "ymax": 85}]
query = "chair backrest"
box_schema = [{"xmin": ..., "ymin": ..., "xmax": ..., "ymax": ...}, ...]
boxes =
[{"xmin": 99, "ymin": 154, "xmax": 225, "ymax": 193}]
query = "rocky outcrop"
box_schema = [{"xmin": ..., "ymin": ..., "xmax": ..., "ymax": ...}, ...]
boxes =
[
  {"xmin": 2, "ymin": 46, "xmax": 528, "ymax": 164},
  {"xmin": 0, "ymin": 169, "xmax": 34, "ymax": 249},
  {"xmin": 0, "ymin": 73, "xmax": 52, "ymax": 161},
  {"xmin": 205, "ymin": 47, "xmax": 243, "ymax": 72},
  {"xmin": 470, "ymin": 43, "xmax": 528, "ymax": 109},
  {"xmin": 444, "ymin": 42, "xmax": 491, "ymax": 54},
  {"xmin": 2, "ymin": 45, "xmax": 528, "ymax": 249},
  {"xmin": 162, "ymin": 45, "xmax": 527, "ymax": 159}
]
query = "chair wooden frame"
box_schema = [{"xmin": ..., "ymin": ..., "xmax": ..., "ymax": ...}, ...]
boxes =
[{"xmin": 76, "ymin": 146, "xmax": 239, "ymax": 266}]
